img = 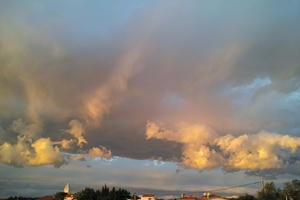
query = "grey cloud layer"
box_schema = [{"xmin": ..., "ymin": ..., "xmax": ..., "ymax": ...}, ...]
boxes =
[{"xmin": 0, "ymin": 1, "xmax": 300, "ymax": 174}]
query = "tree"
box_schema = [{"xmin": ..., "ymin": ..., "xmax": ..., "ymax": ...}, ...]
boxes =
[
  {"xmin": 77, "ymin": 188, "xmax": 97, "ymax": 200},
  {"xmin": 115, "ymin": 188, "xmax": 131, "ymax": 200},
  {"xmin": 237, "ymin": 194, "xmax": 256, "ymax": 200},
  {"xmin": 257, "ymin": 182, "xmax": 281, "ymax": 200},
  {"xmin": 54, "ymin": 192, "xmax": 67, "ymax": 200},
  {"xmin": 283, "ymin": 179, "xmax": 300, "ymax": 200},
  {"xmin": 7, "ymin": 197, "xmax": 36, "ymax": 200},
  {"xmin": 76, "ymin": 186, "xmax": 131, "ymax": 200}
]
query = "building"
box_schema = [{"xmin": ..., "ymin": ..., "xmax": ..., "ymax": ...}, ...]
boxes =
[
  {"xmin": 176, "ymin": 194, "xmax": 198, "ymax": 200},
  {"xmin": 199, "ymin": 193, "xmax": 227, "ymax": 200},
  {"xmin": 64, "ymin": 183, "xmax": 70, "ymax": 194},
  {"xmin": 141, "ymin": 194, "xmax": 155, "ymax": 200},
  {"xmin": 176, "ymin": 193, "xmax": 227, "ymax": 200},
  {"xmin": 64, "ymin": 194, "xmax": 75, "ymax": 200},
  {"xmin": 63, "ymin": 184, "xmax": 76, "ymax": 200}
]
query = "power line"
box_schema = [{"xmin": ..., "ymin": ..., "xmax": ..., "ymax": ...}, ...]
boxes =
[{"xmin": 187, "ymin": 181, "xmax": 260, "ymax": 194}]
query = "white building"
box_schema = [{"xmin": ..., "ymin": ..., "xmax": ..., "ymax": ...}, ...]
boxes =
[
  {"xmin": 200, "ymin": 193, "xmax": 227, "ymax": 200},
  {"xmin": 64, "ymin": 183, "xmax": 70, "ymax": 194},
  {"xmin": 63, "ymin": 184, "xmax": 75, "ymax": 200}
]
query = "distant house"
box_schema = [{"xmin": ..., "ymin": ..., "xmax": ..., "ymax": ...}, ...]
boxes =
[
  {"xmin": 199, "ymin": 193, "xmax": 227, "ymax": 200},
  {"xmin": 64, "ymin": 194, "xmax": 75, "ymax": 200},
  {"xmin": 176, "ymin": 194, "xmax": 198, "ymax": 200},
  {"xmin": 176, "ymin": 193, "xmax": 227, "ymax": 200},
  {"xmin": 141, "ymin": 194, "xmax": 155, "ymax": 200}
]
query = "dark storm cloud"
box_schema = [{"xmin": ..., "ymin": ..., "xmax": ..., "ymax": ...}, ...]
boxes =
[{"xmin": 0, "ymin": 0, "xmax": 300, "ymax": 175}]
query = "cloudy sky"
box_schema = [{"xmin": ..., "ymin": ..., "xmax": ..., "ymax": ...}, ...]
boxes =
[{"xmin": 1, "ymin": 0, "xmax": 300, "ymax": 198}]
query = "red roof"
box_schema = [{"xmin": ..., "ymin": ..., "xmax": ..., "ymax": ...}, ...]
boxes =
[
  {"xmin": 183, "ymin": 195, "xmax": 197, "ymax": 198},
  {"xmin": 176, "ymin": 193, "xmax": 226, "ymax": 200},
  {"xmin": 175, "ymin": 195, "xmax": 198, "ymax": 200},
  {"xmin": 142, "ymin": 194, "xmax": 155, "ymax": 197},
  {"xmin": 199, "ymin": 197, "xmax": 207, "ymax": 200},
  {"xmin": 176, "ymin": 198, "xmax": 198, "ymax": 200},
  {"xmin": 199, "ymin": 194, "xmax": 225, "ymax": 200}
]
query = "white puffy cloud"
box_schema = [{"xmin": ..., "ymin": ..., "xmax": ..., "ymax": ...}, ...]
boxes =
[
  {"xmin": 146, "ymin": 122, "xmax": 300, "ymax": 172},
  {"xmin": 88, "ymin": 146, "xmax": 112, "ymax": 160},
  {"xmin": 215, "ymin": 132, "xmax": 300, "ymax": 170},
  {"xmin": 0, "ymin": 119, "xmax": 113, "ymax": 167},
  {"xmin": 69, "ymin": 154, "xmax": 86, "ymax": 161},
  {"xmin": 0, "ymin": 136, "xmax": 65, "ymax": 167},
  {"xmin": 146, "ymin": 122, "xmax": 216, "ymax": 145}
]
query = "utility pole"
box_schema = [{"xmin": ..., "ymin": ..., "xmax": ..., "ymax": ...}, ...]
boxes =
[
  {"xmin": 286, "ymin": 193, "xmax": 291, "ymax": 200},
  {"xmin": 260, "ymin": 177, "xmax": 265, "ymax": 190}
]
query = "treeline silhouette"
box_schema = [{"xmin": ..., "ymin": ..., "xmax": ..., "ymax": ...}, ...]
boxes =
[
  {"xmin": 75, "ymin": 185, "xmax": 131, "ymax": 200},
  {"xmin": 230, "ymin": 179, "xmax": 300, "ymax": 200},
  {"xmin": 55, "ymin": 185, "xmax": 132, "ymax": 200},
  {"xmin": 7, "ymin": 185, "xmax": 132, "ymax": 200},
  {"xmin": 7, "ymin": 197, "xmax": 37, "ymax": 200},
  {"xmin": 6, "ymin": 180, "xmax": 300, "ymax": 200}
]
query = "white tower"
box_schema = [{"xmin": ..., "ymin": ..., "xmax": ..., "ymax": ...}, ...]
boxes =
[{"xmin": 64, "ymin": 183, "xmax": 70, "ymax": 194}]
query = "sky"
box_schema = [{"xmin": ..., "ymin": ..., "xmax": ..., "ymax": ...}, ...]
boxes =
[{"xmin": 1, "ymin": 0, "xmax": 300, "ymax": 198}]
